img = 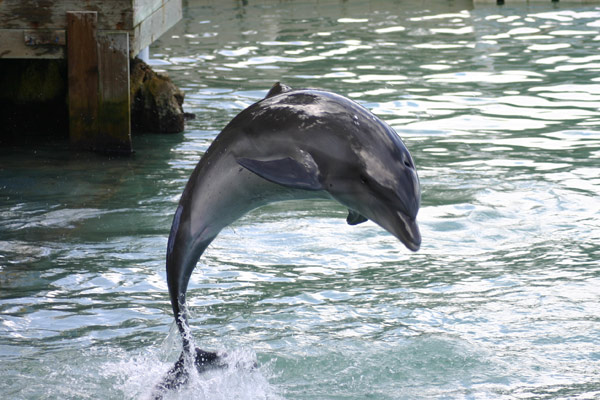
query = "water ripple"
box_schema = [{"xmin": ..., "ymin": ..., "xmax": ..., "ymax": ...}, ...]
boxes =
[{"xmin": 2, "ymin": 0, "xmax": 600, "ymax": 399}]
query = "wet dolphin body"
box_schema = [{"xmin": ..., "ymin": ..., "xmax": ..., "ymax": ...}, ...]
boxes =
[{"xmin": 154, "ymin": 83, "xmax": 421, "ymax": 394}]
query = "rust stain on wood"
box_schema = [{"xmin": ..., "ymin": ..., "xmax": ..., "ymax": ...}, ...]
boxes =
[{"xmin": 12, "ymin": 0, "xmax": 55, "ymax": 29}]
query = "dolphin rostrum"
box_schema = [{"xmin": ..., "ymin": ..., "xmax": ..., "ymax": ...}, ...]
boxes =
[{"xmin": 154, "ymin": 82, "xmax": 421, "ymax": 395}]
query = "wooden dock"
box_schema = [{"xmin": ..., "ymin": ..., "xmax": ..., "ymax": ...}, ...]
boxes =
[{"xmin": 0, "ymin": 0, "xmax": 182, "ymax": 153}]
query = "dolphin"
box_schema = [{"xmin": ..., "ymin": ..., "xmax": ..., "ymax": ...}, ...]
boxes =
[{"xmin": 154, "ymin": 82, "xmax": 421, "ymax": 395}]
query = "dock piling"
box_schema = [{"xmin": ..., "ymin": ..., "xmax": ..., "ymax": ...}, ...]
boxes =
[
  {"xmin": 0, "ymin": 0, "xmax": 182, "ymax": 152},
  {"xmin": 67, "ymin": 11, "xmax": 132, "ymax": 154},
  {"xmin": 66, "ymin": 11, "xmax": 100, "ymax": 151},
  {"xmin": 98, "ymin": 32, "xmax": 132, "ymax": 154}
]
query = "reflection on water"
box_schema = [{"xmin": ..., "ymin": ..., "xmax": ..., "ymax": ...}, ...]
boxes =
[{"xmin": 1, "ymin": 0, "xmax": 600, "ymax": 399}]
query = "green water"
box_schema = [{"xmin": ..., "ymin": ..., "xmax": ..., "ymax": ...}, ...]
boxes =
[{"xmin": 2, "ymin": 0, "xmax": 600, "ymax": 398}]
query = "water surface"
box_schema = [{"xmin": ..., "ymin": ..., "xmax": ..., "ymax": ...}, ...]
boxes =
[{"xmin": 1, "ymin": 0, "xmax": 600, "ymax": 398}]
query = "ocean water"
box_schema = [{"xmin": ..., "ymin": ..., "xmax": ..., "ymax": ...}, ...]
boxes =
[{"xmin": 1, "ymin": 0, "xmax": 600, "ymax": 398}]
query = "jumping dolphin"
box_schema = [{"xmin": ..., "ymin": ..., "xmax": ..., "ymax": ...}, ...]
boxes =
[{"xmin": 154, "ymin": 82, "xmax": 421, "ymax": 395}]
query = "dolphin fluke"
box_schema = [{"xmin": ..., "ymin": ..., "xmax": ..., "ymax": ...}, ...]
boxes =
[{"xmin": 152, "ymin": 348, "xmax": 222, "ymax": 399}]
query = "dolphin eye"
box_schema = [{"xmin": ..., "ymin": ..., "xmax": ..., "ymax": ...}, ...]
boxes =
[{"xmin": 360, "ymin": 175, "xmax": 370, "ymax": 185}]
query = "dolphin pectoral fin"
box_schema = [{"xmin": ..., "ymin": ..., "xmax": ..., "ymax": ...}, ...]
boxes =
[
  {"xmin": 237, "ymin": 156, "xmax": 322, "ymax": 191},
  {"xmin": 265, "ymin": 82, "xmax": 292, "ymax": 98},
  {"xmin": 346, "ymin": 209, "xmax": 368, "ymax": 225}
]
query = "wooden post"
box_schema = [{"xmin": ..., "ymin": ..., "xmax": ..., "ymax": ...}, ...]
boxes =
[
  {"xmin": 97, "ymin": 32, "xmax": 132, "ymax": 154},
  {"xmin": 67, "ymin": 11, "xmax": 132, "ymax": 154},
  {"xmin": 67, "ymin": 11, "xmax": 98, "ymax": 151}
]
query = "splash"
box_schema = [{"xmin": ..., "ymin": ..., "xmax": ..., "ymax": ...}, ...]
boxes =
[{"xmin": 104, "ymin": 328, "xmax": 282, "ymax": 400}]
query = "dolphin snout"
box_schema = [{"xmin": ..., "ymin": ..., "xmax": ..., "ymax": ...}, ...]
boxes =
[{"xmin": 396, "ymin": 211, "xmax": 421, "ymax": 252}]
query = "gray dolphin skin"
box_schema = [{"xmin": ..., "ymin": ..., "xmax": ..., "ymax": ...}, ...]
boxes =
[{"xmin": 153, "ymin": 82, "xmax": 421, "ymax": 396}]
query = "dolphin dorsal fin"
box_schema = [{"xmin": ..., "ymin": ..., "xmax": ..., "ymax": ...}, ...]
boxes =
[
  {"xmin": 265, "ymin": 82, "xmax": 292, "ymax": 99},
  {"xmin": 347, "ymin": 209, "xmax": 368, "ymax": 225}
]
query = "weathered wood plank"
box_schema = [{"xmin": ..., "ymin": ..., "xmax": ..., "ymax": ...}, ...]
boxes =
[
  {"xmin": 97, "ymin": 32, "xmax": 132, "ymax": 153},
  {"xmin": 0, "ymin": 0, "xmax": 134, "ymax": 30},
  {"xmin": 132, "ymin": 0, "xmax": 166, "ymax": 28},
  {"xmin": 1, "ymin": 1, "xmax": 182, "ymax": 59},
  {"xmin": 130, "ymin": 0, "xmax": 182, "ymax": 57},
  {"xmin": 25, "ymin": 30, "xmax": 66, "ymax": 46},
  {"xmin": 0, "ymin": 29, "xmax": 65, "ymax": 58},
  {"xmin": 67, "ymin": 11, "xmax": 99, "ymax": 150},
  {"xmin": 475, "ymin": 0, "xmax": 594, "ymax": 2}
]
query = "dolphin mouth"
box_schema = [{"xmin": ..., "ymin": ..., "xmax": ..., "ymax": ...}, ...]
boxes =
[{"xmin": 396, "ymin": 211, "xmax": 421, "ymax": 252}]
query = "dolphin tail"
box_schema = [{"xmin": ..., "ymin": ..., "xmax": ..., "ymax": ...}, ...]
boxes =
[
  {"xmin": 165, "ymin": 204, "xmax": 215, "ymax": 350},
  {"xmin": 161, "ymin": 203, "xmax": 223, "ymax": 395}
]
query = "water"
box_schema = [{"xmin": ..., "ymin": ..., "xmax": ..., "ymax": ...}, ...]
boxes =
[{"xmin": 2, "ymin": 0, "xmax": 600, "ymax": 398}]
